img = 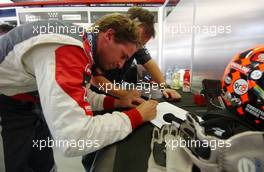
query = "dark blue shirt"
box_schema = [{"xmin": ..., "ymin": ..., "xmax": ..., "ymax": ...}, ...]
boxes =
[{"xmin": 100, "ymin": 47, "xmax": 151, "ymax": 83}]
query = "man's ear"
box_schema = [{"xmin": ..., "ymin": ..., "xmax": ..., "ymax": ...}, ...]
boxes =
[{"xmin": 104, "ymin": 28, "xmax": 115, "ymax": 42}]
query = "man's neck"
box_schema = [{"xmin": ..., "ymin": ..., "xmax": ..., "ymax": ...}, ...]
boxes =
[{"xmin": 93, "ymin": 33, "xmax": 106, "ymax": 74}]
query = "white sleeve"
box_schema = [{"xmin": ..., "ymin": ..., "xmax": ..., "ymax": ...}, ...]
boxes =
[
  {"xmin": 85, "ymin": 88, "xmax": 105, "ymax": 111},
  {"xmin": 26, "ymin": 44, "xmax": 143, "ymax": 157}
]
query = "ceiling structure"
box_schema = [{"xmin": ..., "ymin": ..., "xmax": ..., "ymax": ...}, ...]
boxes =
[{"xmin": 0, "ymin": 0, "xmax": 165, "ymax": 7}]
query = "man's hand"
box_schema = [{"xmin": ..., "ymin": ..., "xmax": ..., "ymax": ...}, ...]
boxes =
[
  {"xmin": 163, "ymin": 89, "xmax": 181, "ymax": 101},
  {"xmin": 114, "ymin": 96, "xmax": 145, "ymax": 108},
  {"xmin": 136, "ymin": 100, "xmax": 158, "ymax": 122},
  {"xmin": 124, "ymin": 89, "xmax": 141, "ymax": 98}
]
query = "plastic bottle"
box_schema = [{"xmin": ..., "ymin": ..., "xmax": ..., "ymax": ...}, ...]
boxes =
[
  {"xmin": 165, "ymin": 67, "xmax": 173, "ymax": 87},
  {"xmin": 171, "ymin": 66, "xmax": 181, "ymax": 90},
  {"xmin": 182, "ymin": 69, "xmax": 191, "ymax": 92}
]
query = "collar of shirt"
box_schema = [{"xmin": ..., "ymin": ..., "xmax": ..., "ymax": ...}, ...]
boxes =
[{"xmin": 83, "ymin": 32, "xmax": 99, "ymax": 67}]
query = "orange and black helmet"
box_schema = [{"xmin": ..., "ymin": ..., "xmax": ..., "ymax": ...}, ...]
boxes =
[{"xmin": 222, "ymin": 45, "xmax": 264, "ymax": 130}]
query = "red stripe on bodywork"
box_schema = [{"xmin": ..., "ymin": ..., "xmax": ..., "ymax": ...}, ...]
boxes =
[{"xmin": 55, "ymin": 45, "xmax": 93, "ymax": 116}]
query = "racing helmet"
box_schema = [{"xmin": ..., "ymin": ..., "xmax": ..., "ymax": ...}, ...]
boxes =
[{"xmin": 221, "ymin": 45, "xmax": 264, "ymax": 130}]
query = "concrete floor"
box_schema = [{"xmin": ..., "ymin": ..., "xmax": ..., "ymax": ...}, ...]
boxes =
[{"xmin": 53, "ymin": 148, "xmax": 85, "ymax": 172}]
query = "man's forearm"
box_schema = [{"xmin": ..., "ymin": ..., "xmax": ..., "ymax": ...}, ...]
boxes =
[
  {"xmin": 91, "ymin": 75, "xmax": 130, "ymax": 98},
  {"xmin": 143, "ymin": 59, "xmax": 166, "ymax": 84}
]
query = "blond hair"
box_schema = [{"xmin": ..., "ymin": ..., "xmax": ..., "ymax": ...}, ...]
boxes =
[{"xmin": 95, "ymin": 13, "xmax": 140, "ymax": 46}]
